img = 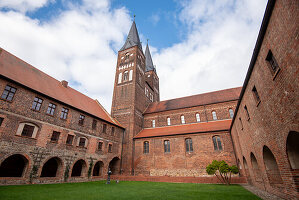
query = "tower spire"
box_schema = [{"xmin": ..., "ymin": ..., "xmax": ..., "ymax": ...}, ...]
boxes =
[
  {"xmin": 145, "ymin": 41, "xmax": 155, "ymax": 72},
  {"xmin": 120, "ymin": 20, "xmax": 142, "ymax": 51}
]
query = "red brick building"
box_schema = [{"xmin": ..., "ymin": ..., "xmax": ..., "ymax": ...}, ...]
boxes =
[{"xmin": 0, "ymin": 0, "xmax": 298, "ymax": 198}]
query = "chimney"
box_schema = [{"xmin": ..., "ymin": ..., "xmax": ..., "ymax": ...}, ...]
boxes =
[{"xmin": 61, "ymin": 80, "xmax": 68, "ymax": 88}]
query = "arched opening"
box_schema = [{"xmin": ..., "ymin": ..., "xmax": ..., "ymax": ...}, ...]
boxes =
[
  {"xmin": 263, "ymin": 146, "xmax": 282, "ymax": 184},
  {"xmin": 93, "ymin": 161, "xmax": 104, "ymax": 177},
  {"xmin": 40, "ymin": 157, "xmax": 62, "ymax": 177},
  {"xmin": 250, "ymin": 153, "xmax": 262, "ymax": 182},
  {"xmin": 286, "ymin": 131, "xmax": 299, "ymax": 169},
  {"xmin": 71, "ymin": 159, "xmax": 86, "ymax": 177},
  {"xmin": 243, "ymin": 156, "xmax": 252, "ymax": 184},
  {"xmin": 109, "ymin": 157, "xmax": 120, "ymax": 175},
  {"xmin": 0, "ymin": 154, "xmax": 28, "ymax": 177}
]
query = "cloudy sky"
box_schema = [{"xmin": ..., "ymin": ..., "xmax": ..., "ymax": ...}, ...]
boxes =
[{"xmin": 0, "ymin": 0, "xmax": 268, "ymax": 112}]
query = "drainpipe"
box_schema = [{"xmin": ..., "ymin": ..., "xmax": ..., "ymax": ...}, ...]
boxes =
[
  {"xmin": 119, "ymin": 129, "xmax": 125, "ymax": 174},
  {"xmin": 131, "ymin": 138, "xmax": 135, "ymax": 175}
]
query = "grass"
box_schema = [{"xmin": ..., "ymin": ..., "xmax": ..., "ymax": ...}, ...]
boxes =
[{"xmin": 0, "ymin": 180, "xmax": 260, "ymax": 200}]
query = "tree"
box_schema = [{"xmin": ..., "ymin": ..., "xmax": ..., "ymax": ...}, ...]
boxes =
[{"xmin": 206, "ymin": 160, "xmax": 239, "ymax": 185}]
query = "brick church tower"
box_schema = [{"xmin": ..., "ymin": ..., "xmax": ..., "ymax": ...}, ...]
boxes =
[{"xmin": 111, "ymin": 20, "xmax": 159, "ymax": 174}]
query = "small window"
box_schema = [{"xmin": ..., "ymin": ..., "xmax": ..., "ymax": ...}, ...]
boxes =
[
  {"xmin": 79, "ymin": 115, "xmax": 85, "ymax": 125},
  {"xmin": 118, "ymin": 72, "xmax": 122, "ymax": 84},
  {"xmin": 50, "ymin": 131, "xmax": 60, "ymax": 142},
  {"xmin": 144, "ymin": 141, "xmax": 149, "ymax": 154},
  {"xmin": 196, "ymin": 113, "xmax": 200, "ymax": 122},
  {"xmin": 252, "ymin": 86, "xmax": 261, "ymax": 104},
  {"xmin": 181, "ymin": 115, "xmax": 185, "ymax": 124},
  {"xmin": 108, "ymin": 144, "xmax": 112, "ymax": 153},
  {"xmin": 66, "ymin": 134, "xmax": 74, "ymax": 145},
  {"xmin": 32, "ymin": 97, "xmax": 43, "ymax": 111},
  {"xmin": 185, "ymin": 138, "xmax": 193, "ymax": 152},
  {"xmin": 60, "ymin": 108, "xmax": 68, "ymax": 119},
  {"xmin": 212, "ymin": 136, "xmax": 223, "ymax": 151},
  {"xmin": 164, "ymin": 140, "xmax": 170, "ymax": 153},
  {"xmin": 229, "ymin": 109, "xmax": 234, "ymax": 118},
  {"xmin": 239, "ymin": 117, "xmax": 243, "ymax": 130},
  {"xmin": 92, "ymin": 119, "xmax": 97, "ymax": 130},
  {"xmin": 167, "ymin": 117, "xmax": 171, "ymax": 126},
  {"xmin": 124, "ymin": 71, "xmax": 129, "ymax": 81},
  {"xmin": 78, "ymin": 137, "xmax": 86, "ymax": 147},
  {"xmin": 0, "ymin": 117, "xmax": 4, "ymax": 126},
  {"xmin": 98, "ymin": 142, "xmax": 103, "ymax": 151},
  {"xmin": 152, "ymin": 120, "xmax": 155, "ymax": 128},
  {"xmin": 244, "ymin": 105, "xmax": 250, "ymax": 120},
  {"xmin": 102, "ymin": 124, "xmax": 107, "ymax": 133},
  {"xmin": 212, "ymin": 111, "xmax": 217, "ymax": 120},
  {"xmin": 1, "ymin": 85, "xmax": 17, "ymax": 101},
  {"xmin": 21, "ymin": 124, "xmax": 35, "ymax": 137},
  {"xmin": 111, "ymin": 127, "xmax": 115, "ymax": 135},
  {"xmin": 129, "ymin": 70, "xmax": 133, "ymax": 81},
  {"xmin": 46, "ymin": 103, "xmax": 56, "ymax": 115},
  {"xmin": 266, "ymin": 50, "xmax": 280, "ymax": 75}
]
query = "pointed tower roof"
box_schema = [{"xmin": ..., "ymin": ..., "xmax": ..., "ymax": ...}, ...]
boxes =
[
  {"xmin": 145, "ymin": 42, "xmax": 155, "ymax": 72},
  {"xmin": 120, "ymin": 21, "xmax": 142, "ymax": 51}
]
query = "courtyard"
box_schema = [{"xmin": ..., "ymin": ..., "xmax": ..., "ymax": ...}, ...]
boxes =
[{"xmin": 0, "ymin": 180, "xmax": 260, "ymax": 200}]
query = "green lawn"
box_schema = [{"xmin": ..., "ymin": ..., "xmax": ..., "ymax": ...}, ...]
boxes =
[{"xmin": 0, "ymin": 180, "xmax": 260, "ymax": 200}]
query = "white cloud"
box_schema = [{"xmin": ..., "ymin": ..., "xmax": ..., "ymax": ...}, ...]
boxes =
[{"xmin": 0, "ymin": 0, "xmax": 50, "ymax": 13}]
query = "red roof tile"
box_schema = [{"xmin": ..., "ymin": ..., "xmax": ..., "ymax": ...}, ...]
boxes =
[
  {"xmin": 144, "ymin": 87, "xmax": 241, "ymax": 114},
  {"xmin": 0, "ymin": 48, "xmax": 122, "ymax": 128},
  {"xmin": 134, "ymin": 119, "xmax": 232, "ymax": 139}
]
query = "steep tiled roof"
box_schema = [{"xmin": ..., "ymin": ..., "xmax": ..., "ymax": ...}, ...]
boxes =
[
  {"xmin": 144, "ymin": 87, "xmax": 242, "ymax": 114},
  {"xmin": 145, "ymin": 43, "xmax": 155, "ymax": 72},
  {"xmin": 0, "ymin": 48, "xmax": 122, "ymax": 128},
  {"xmin": 134, "ymin": 119, "xmax": 232, "ymax": 139},
  {"xmin": 120, "ymin": 21, "xmax": 142, "ymax": 51}
]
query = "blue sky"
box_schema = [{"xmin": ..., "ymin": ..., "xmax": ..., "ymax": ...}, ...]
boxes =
[{"xmin": 0, "ymin": 0, "xmax": 268, "ymax": 111}]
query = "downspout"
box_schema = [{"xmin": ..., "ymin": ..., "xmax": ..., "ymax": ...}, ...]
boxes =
[
  {"xmin": 132, "ymin": 138, "xmax": 135, "ymax": 175},
  {"xmin": 119, "ymin": 129, "xmax": 125, "ymax": 174}
]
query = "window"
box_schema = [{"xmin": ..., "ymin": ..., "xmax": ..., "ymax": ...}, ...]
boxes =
[
  {"xmin": 98, "ymin": 142, "xmax": 103, "ymax": 151},
  {"xmin": 143, "ymin": 141, "xmax": 149, "ymax": 154},
  {"xmin": 164, "ymin": 140, "xmax": 170, "ymax": 153},
  {"xmin": 129, "ymin": 70, "xmax": 133, "ymax": 81},
  {"xmin": 102, "ymin": 124, "xmax": 107, "ymax": 133},
  {"xmin": 229, "ymin": 109, "xmax": 234, "ymax": 118},
  {"xmin": 78, "ymin": 115, "xmax": 85, "ymax": 125},
  {"xmin": 78, "ymin": 137, "xmax": 86, "ymax": 147},
  {"xmin": 212, "ymin": 111, "xmax": 217, "ymax": 120},
  {"xmin": 252, "ymin": 86, "xmax": 261, "ymax": 104},
  {"xmin": 212, "ymin": 136, "xmax": 223, "ymax": 151},
  {"xmin": 21, "ymin": 124, "xmax": 35, "ymax": 137},
  {"xmin": 181, "ymin": 115, "xmax": 185, "ymax": 124},
  {"xmin": 244, "ymin": 105, "xmax": 250, "ymax": 120},
  {"xmin": 118, "ymin": 72, "xmax": 122, "ymax": 84},
  {"xmin": 92, "ymin": 119, "xmax": 97, "ymax": 130},
  {"xmin": 60, "ymin": 108, "xmax": 68, "ymax": 119},
  {"xmin": 125, "ymin": 53, "xmax": 129, "ymax": 60},
  {"xmin": 185, "ymin": 138, "xmax": 193, "ymax": 152},
  {"xmin": 66, "ymin": 134, "xmax": 74, "ymax": 145},
  {"xmin": 1, "ymin": 85, "xmax": 17, "ymax": 101},
  {"xmin": 239, "ymin": 117, "xmax": 243, "ymax": 130},
  {"xmin": 50, "ymin": 131, "xmax": 60, "ymax": 142},
  {"xmin": 152, "ymin": 120, "xmax": 155, "ymax": 128},
  {"xmin": 266, "ymin": 50, "xmax": 280, "ymax": 75},
  {"xmin": 111, "ymin": 127, "xmax": 115, "ymax": 135},
  {"xmin": 123, "ymin": 71, "xmax": 129, "ymax": 81},
  {"xmin": 0, "ymin": 117, "xmax": 3, "ymax": 126},
  {"xmin": 46, "ymin": 103, "xmax": 56, "ymax": 115},
  {"xmin": 32, "ymin": 97, "xmax": 43, "ymax": 111},
  {"xmin": 167, "ymin": 117, "xmax": 171, "ymax": 126},
  {"xmin": 108, "ymin": 144, "xmax": 112, "ymax": 153},
  {"xmin": 196, "ymin": 113, "xmax": 200, "ymax": 122}
]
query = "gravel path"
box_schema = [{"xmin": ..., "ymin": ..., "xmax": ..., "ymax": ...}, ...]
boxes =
[{"xmin": 241, "ymin": 184, "xmax": 283, "ymax": 200}]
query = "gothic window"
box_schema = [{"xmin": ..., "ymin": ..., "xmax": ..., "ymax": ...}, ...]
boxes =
[
  {"xmin": 1, "ymin": 85, "xmax": 17, "ymax": 101},
  {"xmin": 108, "ymin": 144, "xmax": 112, "ymax": 153},
  {"xmin": 32, "ymin": 97, "xmax": 43, "ymax": 111},
  {"xmin": 266, "ymin": 50, "xmax": 280, "ymax": 76},
  {"xmin": 212, "ymin": 136, "xmax": 223, "ymax": 151},
  {"xmin": 50, "ymin": 131, "xmax": 60, "ymax": 142},
  {"xmin": 167, "ymin": 117, "xmax": 171, "ymax": 126},
  {"xmin": 196, "ymin": 113, "xmax": 200, "ymax": 122},
  {"xmin": 244, "ymin": 105, "xmax": 250, "ymax": 120},
  {"xmin": 125, "ymin": 53, "xmax": 129, "ymax": 60},
  {"xmin": 16, "ymin": 122, "xmax": 39, "ymax": 138},
  {"xmin": 229, "ymin": 109, "xmax": 234, "ymax": 118},
  {"xmin": 66, "ymin": 134, "xmax": 74, "ymax": 145},
  {"xmin": 60, "ymin": 107, "xmax": 68, "ymax": 119},
  {"xmin": 102, "ymin": 124, "xmax": 107, "ymax": 133},
  {"xmin": 252, "ymin": 86, "xmax": 261, "ymax": 104},
  {"xmin": 143, "ymin": 141, "xmax": 149, "ymax": 154},
  {"xmin": 46, "ymin": 103, "xmax": 56, "ymax": 115},
  {"xmin": 129, "ymin": 70, "xmax": 133, "ymax": 81},
  {"xmin": 118, "ymin": 72, "xmax": 122, "ymax": 84},
  {"xmin": 78, "ymin": 115, "xmax": 85, "ymax": 125},
  {"xmin": 185, "ymin": 138, "xmax": 193, "ymax": 152},
  {"xmin": 124, "ymin": 71, "xmax": 129, "ymax": 81},
  {"xmin": 152, "ymin": 120, "xmax": 155, "ymax": 128},
  {"xmin": 164, "ymin": 140, "xmax": 170, "ymax": 153},
  {"xmin": 212, "ymin": 111, "xmax": 217, "ymax": 120},
  {"xmin": 181, "ymin": 115, "xmax": 185, "ymax": 124}
]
